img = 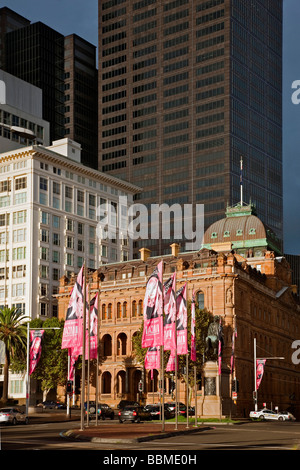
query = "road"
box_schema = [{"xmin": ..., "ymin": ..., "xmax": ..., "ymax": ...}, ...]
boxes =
[{"xmin": 1, "ymin": 417, "xmax": 300, "ymax": 453}]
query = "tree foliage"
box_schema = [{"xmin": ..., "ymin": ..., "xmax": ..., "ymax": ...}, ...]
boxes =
[
  {"xmin": 0, "ymin": 306, "xmax": 29, "ymax": 403},
  {"xmin": 30, "ymin": 317, "xmax": 68, "ymax": 397}
]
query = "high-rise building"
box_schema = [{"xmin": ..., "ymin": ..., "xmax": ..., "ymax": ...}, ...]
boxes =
[
  {"xmin": 98, "ymin": 0, "xmax": 283, "ymax": 257},
  {"xmin": 0, "ymin": 138, "xmax": 139, "ymax": 321},
  {"xmin": 0, "ymin": 69, "xmax": 50, "ymax": 152},
  {"xmin": 0, "ymin": 7, "xmax": 98, "ymax": 169},
  {"xmin": 4, "ymin": 20, "xmax": 65, "ymax": 146}
]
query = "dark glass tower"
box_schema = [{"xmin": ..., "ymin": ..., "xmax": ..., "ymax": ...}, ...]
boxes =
[
  {"xmin": 5, "ymin": 21, "xmax": 65, "ymax": 145},
  {"xmin": 1, "ymin": 8, "xmax": 98, "ymax": 169},
  {"xmin": 98, "ymin": 0, "xmax": 283, "ymax": 256}
]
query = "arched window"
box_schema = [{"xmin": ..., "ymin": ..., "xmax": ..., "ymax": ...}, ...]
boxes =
[
  {"xmin": 122, "ymin": 301, "xmax": 127, "ymax": 318},
  {"xmin": 132, "ymin": 300, "xmax": 137, "ymax": 317},
  {"xmin": 107, "ymin": 303, "xmax": 112, "ymax": 319},
  {"xmin": 197, "ymin": 291, "xmax": 204, "ymax": 310},
  {"xmin": 117, "ymin": 302, "xmax": 121, "ymax": 318},
  {"xmin": 102, "ymin": 303, "xmax": 107, "ymax": 320}
]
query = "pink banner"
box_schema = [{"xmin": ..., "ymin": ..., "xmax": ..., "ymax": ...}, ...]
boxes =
[
  {"xmin": 230, "ymin": 328, "xmax": 237, "ymax": 373},
  {"xmin": 256, "ymin": 359, "xmax": 266, "ymax": 390},
  {"xmin": 218, "ymin": 318, "xmax": 223, "ymax": 375},
  {"xmin": 163, "ymin": 273, "xmax": 176, "ymax": 351},
  {"xmin": 88, "ymin": 292, "xmax": 98, "ymax": 360},
  {"xmin": 29, "ymin": 329, "xmax": 44, "ymax": 375},
  {"xmin": 142, "ymin": 261, "xmax": 163, "ymax": 348},
  {"xmin": 145, "ymin": 347, "xmax": 160, "ymax": 371},
  {"xmin": 191, "ymin": 291, "xmax": 196, "ymax": 361},
  {"xmin": 166, "ymin": 350, "xmax": 178, "ymax": 372},
  {"xmin": 68, "ymin": 350, "xmax": 78, "ymax": 381},
  {"xmin": 61, "ymin": 266, "xmax": 84, "ymax": 350},
  {"xmin": 176, "ymin": 283, "xmax": 188, "ymax": 355}
]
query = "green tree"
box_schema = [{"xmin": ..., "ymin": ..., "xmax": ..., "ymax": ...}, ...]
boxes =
[
  {"xmin": 30, "ymin": 317, "xmax": 68, "ymax": 402},
  {"xmin": 0, "ymin": 306, "xmax": 29, "ymax": 404}
]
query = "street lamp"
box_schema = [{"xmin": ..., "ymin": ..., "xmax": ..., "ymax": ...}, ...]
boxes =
[
  {"xmin": 26, "ymin": 324, "xmax": 61, "ymax": 416},
  {"xmin": 253, "ymin": 338, "xmax": 284, "ymax": 411}
]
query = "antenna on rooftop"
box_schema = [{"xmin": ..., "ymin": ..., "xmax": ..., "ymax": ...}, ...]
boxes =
[{"xmin": 240, "ymin": 156, "xmax": 243, "ymax": 206}]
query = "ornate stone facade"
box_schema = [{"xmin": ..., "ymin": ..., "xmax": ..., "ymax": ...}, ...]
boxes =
[{"xmin": 57, "ymin": 226, "xmax": 300, "ymax": 418}]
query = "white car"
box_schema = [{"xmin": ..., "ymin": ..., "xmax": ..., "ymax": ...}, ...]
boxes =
[
  {"xmin": 0, "ymin": 407, "xmax": 29, "ymax": 425},
  {"xmin": 250, "ymin": 408, "xmax": 295, "ymax": 421}
]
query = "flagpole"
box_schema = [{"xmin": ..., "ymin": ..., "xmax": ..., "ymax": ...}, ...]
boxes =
[
  {"xmin": 174, "ymin": 271, "xmax": 178, "ymax": 430},
  {"xmin": 161, "ymin": 261, "xmax": 165, "ymax": 433},
  {"xmin": 87, "ymin": 278, "xmax": 90, "ymax": 427},
  {"xmin": 80, "ymin": 263, "xmax": 87, "ymax": 431},
  {"xmin": 186, "ymin": 352, "xmax": 189, "ymax": 428},
  {"xmin": 96, "ymin": 288, "xmax": 100, "ymax": 426}
]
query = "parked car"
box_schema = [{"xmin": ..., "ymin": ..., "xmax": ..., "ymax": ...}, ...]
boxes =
[
  {"xmin": 144, "ymin": 404, "xmax": 175, "ymax": 420},
  {"xmin": 37, "ymin": 400, "xmax": 64, "ymax": 409},
  {"xmin": 250, "ymin": 408, "xmax": 296, "ymax": 421},
  {"xmin": 117, "ymin": 400, "xmax": 139, "ymax": 409},
  {"xmin": 118, "ymin": 405, "xmax": 151, "ymax": 423},
  {"xmin": 0, "ymin": 407, "xmax": 29, "ymax": 425},
  {"xmin": 86, "ymin": 403, "xmax": 114, "ymax": 420},
  {"xmin": 165, "ymin": 402, "xmax": 187, "ymax": 416}
]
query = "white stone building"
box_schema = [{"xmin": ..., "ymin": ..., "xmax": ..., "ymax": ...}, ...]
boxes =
[{"xmin": 0, "ymin": 138, "xmax": 140, "ymax": 321}]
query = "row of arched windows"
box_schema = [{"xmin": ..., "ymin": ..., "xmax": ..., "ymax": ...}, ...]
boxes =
[
  {"xmin": 101, "ymin": 300, "xmax": 143, "ymax": 321},
  {"xmin": 100, "ymin": 291, "xmax": 205, "ymax": 321}
]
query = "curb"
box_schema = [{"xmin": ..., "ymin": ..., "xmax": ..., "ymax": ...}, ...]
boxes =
[{"xmin": 61, "ymin": 425, "xmax": 212, "ymax": 444}]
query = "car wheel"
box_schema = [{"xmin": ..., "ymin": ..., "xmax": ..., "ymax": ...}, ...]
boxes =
[
  {"xmin": 119, "ymin": 419, "xmax": 123, "ymax": 423},
  {"xmin": 259, "ymin": 415, "xmax": 265, "ymax": 421},
  {"xmin": 12, "ymin": 418, "xmax": 17, "ymax": 425},
  {"xmin": 278, "ymin": 416, "xmax": 284, "ymax": 421},
  {"xmin": 110, "ymin": 414, "xmax": 114, "ymax": 420},
  {"xmin": 25, "ymin": 417, "xmax": 29, "ymax": 425},
  {"xmin": 136, "ymin": 417, "xmax": 140, "ymax": 423}
]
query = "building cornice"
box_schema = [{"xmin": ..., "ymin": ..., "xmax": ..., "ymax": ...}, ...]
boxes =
[{"xmin": 0, "ymin": 145, "xmax": 142, "ymax": 195}]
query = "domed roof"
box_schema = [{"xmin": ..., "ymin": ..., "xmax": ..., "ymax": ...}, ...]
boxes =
[{"xmin": 202, "ymin": 203, "xmax": 282, "ymax": 255}]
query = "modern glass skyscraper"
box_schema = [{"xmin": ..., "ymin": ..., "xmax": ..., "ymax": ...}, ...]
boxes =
[{"xmin": 98, "ymin": 0, "xmax": 283, "ymax": 256}]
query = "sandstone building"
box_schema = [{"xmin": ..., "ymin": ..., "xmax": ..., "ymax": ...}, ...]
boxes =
[{"xmin": 58, "ymin": 204, "xmax": 300, "ymax": 418}]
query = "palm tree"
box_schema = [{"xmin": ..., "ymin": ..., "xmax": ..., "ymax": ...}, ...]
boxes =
[{"xmin": 0, "ymin": 307, "xmax": 29, "ymax": 403}]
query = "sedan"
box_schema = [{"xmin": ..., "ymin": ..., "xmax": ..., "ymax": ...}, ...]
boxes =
[
  {"xmin": 37, "ymin": 400, "xmax": 64, "ymax": 409},
  {"xmin": 0, "ymin": 407, "xmax": 29, "ymax": 425},
  {"xmin": 118, "ymin": 405, "xmax": 151, "ymax": 423},
  {"xmin": 144, "ymin": 404, "xmax": 175, "ymax": 420},
  {"xmin": 250, "ymin": 408, "xmax": 295, "ymax": 421},
  {"xmin": 86, "ymin": 403, "xmax": 114, "ymax": 420}
]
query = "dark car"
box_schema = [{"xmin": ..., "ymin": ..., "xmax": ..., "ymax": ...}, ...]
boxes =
[
  {"xmin": 37, "ymin": 400, "xmax": 64, "ymax": 409},
  {"xmin": 118, "ymin": 405, "xmax": 151, "ymax": 423},
  {"xmin": 144, "ymin": 404, "xmax": 175, "ymax": 420},
  {"xmin": 165, "ymin": 402, "xmax": 187, "ymax": 416},
  {"xmin": 117, "ymin": 400, "xmax": 139, "ymax": 409},
  {"xmin": 86, "ymin": 403, "xmax": 114, "ymax": 420}
]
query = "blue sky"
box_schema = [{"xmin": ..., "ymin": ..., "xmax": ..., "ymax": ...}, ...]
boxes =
[{"xmin": 3, "ymin": 0, "xmax": 300, "ymax": 254}]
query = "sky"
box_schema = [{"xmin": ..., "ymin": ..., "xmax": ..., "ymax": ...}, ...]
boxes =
[{"xmin": 2, "ymin": 0, "xmax": 300, "ymax": 255}]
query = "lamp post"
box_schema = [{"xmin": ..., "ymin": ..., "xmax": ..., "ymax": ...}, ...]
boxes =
[{"xmin": 26, "ymin": 324, "xmax": 61, "ymax": 416}]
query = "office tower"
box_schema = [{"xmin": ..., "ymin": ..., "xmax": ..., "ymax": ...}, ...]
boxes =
[
  {"xmin": 0, "ymin": 7, "xmax": 98, "ymax": 169},
  {"xmin": 98, "ymin": 0, "xmax": 283, "ymax": 257},
  {"xmin": 4, "ymin": 20, "xmax": 65, "ymax": 146},
  {"xmin": 0, "ymin": 138, "xmax": 139, "ymax": 320},
  {"xmin": 0, "ymin": 7, "xmax": 30, "ymax": 69},
  {"xmin": 64, "ymin": 34, "xmax": 98, "ymax": 168},
  {"xmin": 0, "ymin": 69, "xmax": 50, "ymax": 151}
]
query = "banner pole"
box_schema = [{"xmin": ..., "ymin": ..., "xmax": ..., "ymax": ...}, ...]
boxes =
[
  {"xmin": 87, "ymin": 278, "xmax": 90, "ymax": 427},
  {"xmin": 96, "ymin": 288, "xmax": 100, "ymax": 426},
  {"xmin": 80, "ymin": 263, "xmax": 87, "ymax": 431},
  {"xmin": 161, "ymin": 260, "xmax": 165, "ymax": 432}
]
